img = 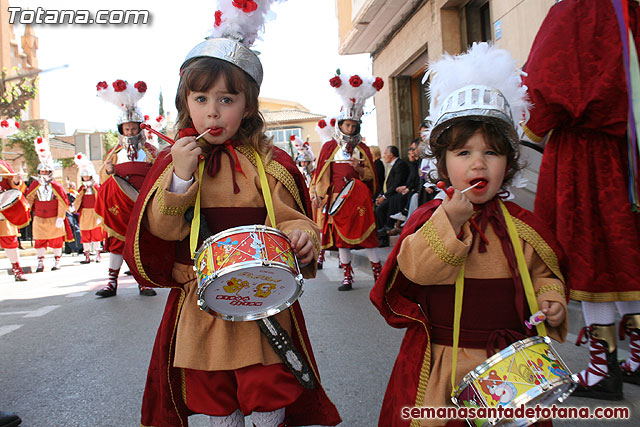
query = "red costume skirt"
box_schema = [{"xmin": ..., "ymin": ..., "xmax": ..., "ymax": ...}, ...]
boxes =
[
  {"xmin": 534, "ymin": 129, "xmax": 640, "ymax": 301},
  {"xmin": 321, "ymin": 179, "xmax": 378, "ymax": 250}
]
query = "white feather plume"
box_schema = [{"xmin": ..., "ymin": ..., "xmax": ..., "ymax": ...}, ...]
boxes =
[
  {"xmin": 426, "ymin": 42, "xmax": 529, "ymax": 128},
  {"xmin": 96, "ymin": 80, "xmax": 147, "ymax": 110},
  {"xmin": 0, "ymin": 119, "xmax": 20, "ymax": 138},
  {"xmin": 209, "ymin": 0, "xmax": 287, "ymax": 47},
  {"xmin": 331, "ymin": 73, "xmax": 382, "ymax": 120},
  {"xmin": 315, "ymin": 117, "xmax": 335, "ymax": 144}
]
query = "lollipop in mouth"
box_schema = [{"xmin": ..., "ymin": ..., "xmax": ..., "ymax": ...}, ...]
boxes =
[{"xmin": 469, "ymin": 178, "xmax": 488, "ymax": 189}]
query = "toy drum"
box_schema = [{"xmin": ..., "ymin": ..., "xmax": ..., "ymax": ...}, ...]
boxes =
[
  {"xmin": 0, "ymin": 189, "xmax": 31, "ymax": 227},
  {"xmin": 113, "ymin": 175, "xmax": 139, "ymax": 202},
  {"xmin": 195, "ymin": 225, "xmax": 304, "ymax": 321},
  {"xmin": 451, "ymin": 336, "xmax": 578, "ymax": 427},
  {"xmin": 328, "ymin": 179, "xmax": 354, "ymax": 216}
]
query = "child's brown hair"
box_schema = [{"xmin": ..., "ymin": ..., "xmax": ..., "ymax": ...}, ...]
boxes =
[
  {"xmin": 427, "ymin": 120, "xmax": 522, "ymax": 189},
  {"xmin": 175, "ymin": 57, "xmax": 272, "ymax": 161}
]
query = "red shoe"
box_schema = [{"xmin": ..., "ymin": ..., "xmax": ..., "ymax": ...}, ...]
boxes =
[
  {"xmin": 338, "ymin": 262, "xmax": 353, "ymax": 291},
  {"xmin": 11, "ymin": 263, "xmax": 26, "ymax": 282}
]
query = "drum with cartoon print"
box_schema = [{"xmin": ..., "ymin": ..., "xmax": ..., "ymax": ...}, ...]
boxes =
[
  {"xmin": 195, "ymin": 225, "xmax": 304, "ymax": 321},
  {"xmin": 451, "ymin": 336, "xmax": 578, "ymax": 427}
]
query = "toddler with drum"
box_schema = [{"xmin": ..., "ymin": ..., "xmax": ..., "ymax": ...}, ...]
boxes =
[
  {"xmin": 122, "ymin": 1, "xmax": 340, "ymax": 427},
  {"xmin": 370, "ymin": 44, "xmax": 569, "ymax": 427}
]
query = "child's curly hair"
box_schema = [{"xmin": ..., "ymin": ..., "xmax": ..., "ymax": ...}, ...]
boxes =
[
  {"xmin": 427, "ymin": 120, "xmax": 522, "ymax": 189},
  {"xmin": 175, "ymin": 57, "xmax": 272, "ymax": 162}
]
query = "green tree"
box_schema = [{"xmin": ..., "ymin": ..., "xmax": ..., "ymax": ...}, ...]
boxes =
[
  {"xmin": 1, "ymin": 67, "xmax": 38, "ymax": 119},
  {"xmin": 102, "ymin": 130, "xmax": 118, "ymax": 154},
  {"xmin": 158, "ymin": 90, "xmax": 165, "ymax": 117},
  {"xmin": 6, "ymin": 124, "xmax": 43, "ymax": 175}
]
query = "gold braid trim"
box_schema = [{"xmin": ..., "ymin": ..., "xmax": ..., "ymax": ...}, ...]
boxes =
[
  {"xmin": 512, "ymin": 217, "xmax": 564, "ymax": 283},
  {"xmin": 156, "ymin": 164, "xmax": 196, "ymax": 216},
  {"xmin": 570, "ymin": 289, "xmax": 640, "ymax": 303},
  {"xmin": 133, "ymin": 162, "xmax": 175, "ymax": 288},
  {"xmin": 521, "ymin": 124, "xmax": 544, "ymax": 143},
  {"xmin": 535, "ymin": 283, "xmax": 566, "ymax": 299},
  {"xmin": 420, "ymin": 220, "xmax": 466, "ymax": 266},
  {"xmin": 335, "ymin": 222, "xmax": 376, "ymax": 245},
  {"xmin": 382, "ymin": 290, "xmax": 431, "ymax": 424},
  {"xmin": 170, "ymin": 290, "xmax": 187, "ymax": 427},
  {"xmin": 237, "ymin": 145, "xmax": 306, "ymax": 213}
]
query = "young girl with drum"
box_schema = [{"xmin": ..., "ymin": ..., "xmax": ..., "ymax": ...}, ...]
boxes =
[
  {"xmin": 122, "ymin": 2, "xmax": 340, "ymax": 427},
  {"xmin": 371, "ymin": 44, "xmax": 569, "ymax": 427}
]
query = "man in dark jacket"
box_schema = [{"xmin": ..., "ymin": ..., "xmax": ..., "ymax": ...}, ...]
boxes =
[{"xmin": 374, "ymin": 145, "xmax": 409, "ymax": 235}]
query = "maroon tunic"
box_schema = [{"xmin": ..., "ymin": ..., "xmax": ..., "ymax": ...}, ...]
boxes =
[{"xmin": 523, "ymin": 0, "xmax": 640, "ymax": 302}]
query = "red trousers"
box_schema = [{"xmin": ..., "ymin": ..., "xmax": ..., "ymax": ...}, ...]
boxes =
[{"xmin": 183, "ymin": 363, "xmax": 303, "ymax": 416}]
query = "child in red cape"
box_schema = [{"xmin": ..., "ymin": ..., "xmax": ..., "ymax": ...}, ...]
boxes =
[{"xmin": 370, "ymin": 43, "xmax": 568, "ymax": 427}]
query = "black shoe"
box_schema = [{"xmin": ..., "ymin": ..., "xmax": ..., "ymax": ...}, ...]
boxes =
[
  {"xmin": 14, "ymin": 275, "xmax": 27, "ymax": 282},
  {"xmin": 573, "ymin": 351, "xmax": 624, "ymax": 401},
  {"xmin": 317, "ymin": 262, "xmax": 323, "ymax": 270},
  {"xmin": 379, "ymin": 236, "xmax": 389, "ymax": 248},
  {"xmin": 51, "ymin": 266, "xmax": 60, "ymax": 271},
  {"xmin": 96, "ymin": 287, "xmax": 117, "ymax": 298},
  {"xmin": 35, "ymin": 266, "xmax": 44, "ymax": 273},
  {"xmin": 139, "ymin": 287, "xmax": 157, "ymax": 296},
  {"xmin": 124, "ymin": 270, "xmax": 132, "ymax": 276},
  {"xmin": 620, "ymin": 361, "xmax": 640, "ymax": 386},
  {"xmin": 338, "ymin": 283, "xmax": 352, "ymax": 291},
  {"xmin": 0, "ymin": 411, "xmax": 21, "ymax": 427},
  {"xmin": 80, "ymin": 259, "xmax": 91, "ymax": 264}
]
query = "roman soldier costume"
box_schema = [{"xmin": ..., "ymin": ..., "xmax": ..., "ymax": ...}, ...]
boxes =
[
  {"xmin": 72, "ymin": 153, "xmax": 102, "ymax": 264},
  {"xmin": 25, "ymin": 137, "xmax": 73, "ymax": 272},
  {"xmin": 94, "ymin": 79, "xmax": 157, "ymax": 297},
  {"xmin": 310, "ymin": 72, "xmax": 383, "ymax": 289}
]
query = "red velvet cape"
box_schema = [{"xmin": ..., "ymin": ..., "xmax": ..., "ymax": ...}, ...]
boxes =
[
  {"xmin": 523, "ymin": 0, "xmax": 640, "ymax": 300},
  {"xmin": 369, "ymin": 199, "xmax": 566, "ymax": 427},
  {"xmin": 123, "ymin": 145, "xmax": 341, "ymax": 427}
]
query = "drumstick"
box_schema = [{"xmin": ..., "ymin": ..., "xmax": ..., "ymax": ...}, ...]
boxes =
[
  {"xmin": 437, "ymin": 181, "xmax": 488, "ymax": 245},
  {"xmin": 140, "ymin": 123, "xmax": 176, "ymax": 145}
]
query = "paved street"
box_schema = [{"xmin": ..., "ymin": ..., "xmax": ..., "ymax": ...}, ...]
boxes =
[{"xmin": 0, "ymin": 249, "xmax": 638, "ymax": 426}]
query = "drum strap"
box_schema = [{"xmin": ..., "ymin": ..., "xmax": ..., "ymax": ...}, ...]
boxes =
[
  {"xmin": 258, "ymin": 317, "xmax": 316, "ymax": 389},
  {"xmin": 254, "ymin": 148, "xmax": 277, "ymax": 227},
  {"xmin": 190, "ymin": 160, "xmax": 207, "ymax": 259},
  {"xmin": 450, "ymin": 200, "xmax": 546, "ymax": 390},
  {"xmin": 254, "ymin": 150, "xmax": 316, "ymax": 388}
]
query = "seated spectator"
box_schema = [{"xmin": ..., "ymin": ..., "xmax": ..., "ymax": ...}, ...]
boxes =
[
  {"xmin": 375, "ymin": 145, "xmax": 409, "ymax": 244},
  {"xmin": 388, "ymin": 139, "xmax": 422, "ymax": 230}
]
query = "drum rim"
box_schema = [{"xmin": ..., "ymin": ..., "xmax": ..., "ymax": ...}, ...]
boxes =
[
  {"xmin": 197, "ymin": 266, "xmax": 304, "ymax": 321},
  {"xmin": 0, "ymin": 189, "xmax": 23, "ymax": 209},
  {"xmin": 452, "ymin": 336, "xmax": 551, "ymax": 397},
  {"xmin": 194, "ymin": 224, "xmax": 293, "ymax": 261},
  {"xmin": 328, "ymin": 179, "xmax": 355, "ymax": 216},
  {"xmin": 112, "ymin": 175, "xmax": 139, "ymax": 202}
]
